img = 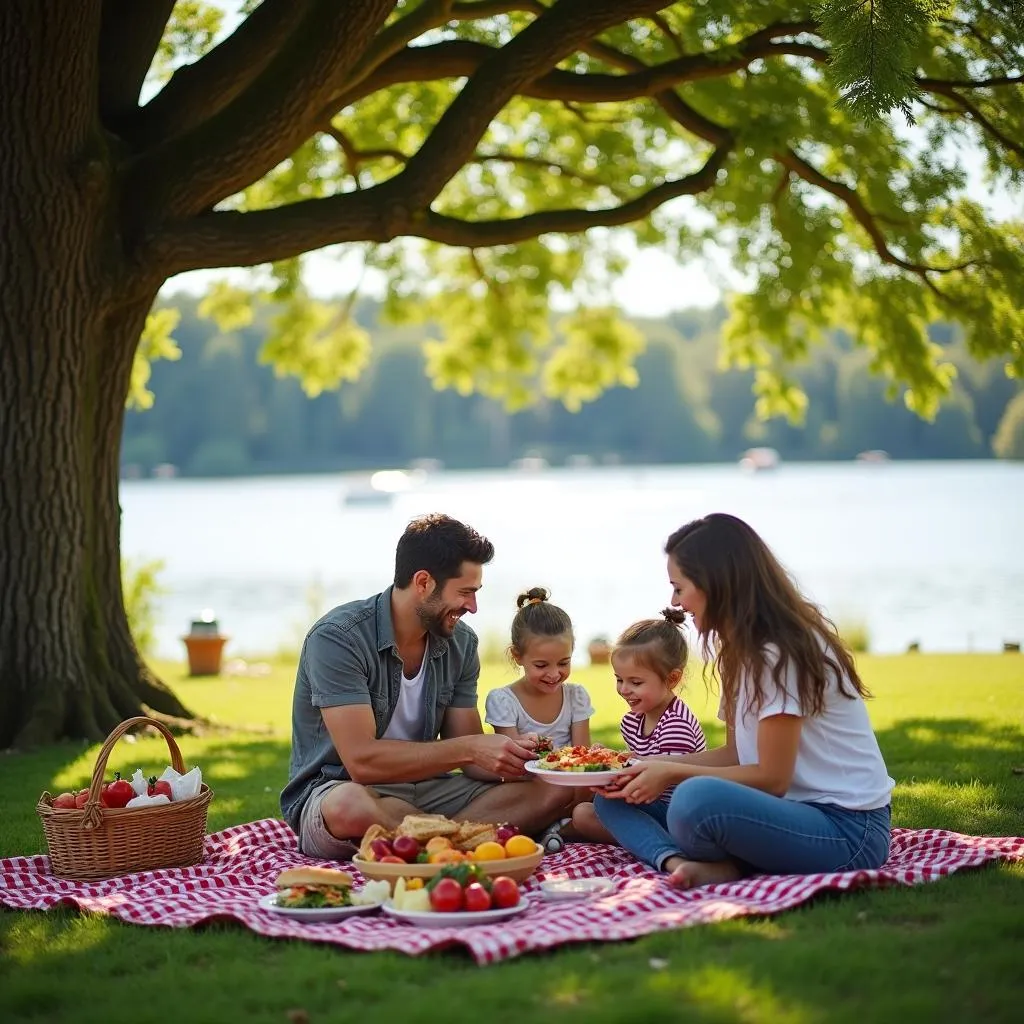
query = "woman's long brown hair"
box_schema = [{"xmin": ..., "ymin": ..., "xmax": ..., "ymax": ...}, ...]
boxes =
[{"xmin": 665, "ymin": 514, "xmax": 868, "ymax": 718}]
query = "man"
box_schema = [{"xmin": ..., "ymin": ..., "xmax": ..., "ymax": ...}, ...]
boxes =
[{"xmin": 281, "ymin": 513, "xmax": 572, "ymax": 859}]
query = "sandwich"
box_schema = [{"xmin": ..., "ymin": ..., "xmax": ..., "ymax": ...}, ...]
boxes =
[
  {"xmin": 275, "ymin": 867, "xmax": 354, "ymax": 909},
  {"xmin": 395, "ymin": 813, "xmax": 460, "ymax": 842}
]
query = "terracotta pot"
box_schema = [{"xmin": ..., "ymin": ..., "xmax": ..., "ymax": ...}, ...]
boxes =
[
  {"xmin": 587, "ymin": 638, "xmax": 612, "ymax": 665},
  {"xmin": 182, "ymin": 635, "xmax": 228, "ymax": 676}
]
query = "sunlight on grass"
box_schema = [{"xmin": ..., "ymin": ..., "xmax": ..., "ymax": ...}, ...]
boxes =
[
  {"xmin": 5, "ymin": 916, "xmax": 109, "ymax": 964},
  {"xmin": 543, "ymin": 973, "xmax": 592, "ymax": 1007},
  {"xmin": 655, "ymin": 965, "xmax": 813, "ymax": 1023}
]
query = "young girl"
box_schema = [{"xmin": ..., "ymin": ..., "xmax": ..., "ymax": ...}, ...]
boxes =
[
  {"xmin": 595, "ymin": 513, "xmax": 894, "ymax": 888},
  {"xmin": 485, "ymin": 588, "xmax": 594, "ymax": 851},
  {"xmin": 572, "ymin": 610, "xmax": 706, "ymax": 843},
  {"xmin": 484, "ymin": 587, "xmax": 594, "ymax": 753}
]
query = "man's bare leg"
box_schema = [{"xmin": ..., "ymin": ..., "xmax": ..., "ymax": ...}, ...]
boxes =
[
  {"xmin": 319, "ymin": 782, "xmax": 421, "ymax": 840},
  {"xmin": 457, "ymin": 779, "xmax": 573, "ymax": 834}
]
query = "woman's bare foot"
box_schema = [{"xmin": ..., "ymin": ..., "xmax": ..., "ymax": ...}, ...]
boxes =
[{"xmin": 663, "ymin": 856, "xmax": 743, "ymax": 889}]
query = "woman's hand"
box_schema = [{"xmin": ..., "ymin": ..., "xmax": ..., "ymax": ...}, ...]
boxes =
[{"xmin": 597, "ymin": 761, "xmax": 683, "ymax": 805}]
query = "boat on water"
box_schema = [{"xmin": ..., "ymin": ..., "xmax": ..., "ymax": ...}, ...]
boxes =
[
  {"xmin": 856, "ymin": 449, "xmax": 891, "ymax": 463},
  {"xmin": 341, "ymin": 468, "xmax": 425, "ymax": 508},
  {"xmin": 738, "ymin": 447, "xmax": 781, "ymax": 472}
]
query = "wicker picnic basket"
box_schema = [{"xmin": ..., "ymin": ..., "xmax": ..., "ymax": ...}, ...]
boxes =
[{"xmin": 36, "ymin": 716, "xmax": 214, "ymax": 881}]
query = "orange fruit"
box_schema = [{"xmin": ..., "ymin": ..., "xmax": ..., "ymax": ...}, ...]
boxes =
[
  {"xmin": 430, "ymin": 848, "xmax": 464, "ymax": 864},
  {"xmin": 473, "ymin": 841, "xmax": 507, "ymax": 861},
  {"xmin": 503, "ymin": 834, "xmax": 537, "ymax": 858},
  {"xmin": 425, "ymin": 836, "xmax": 453, "ymax": 853}
]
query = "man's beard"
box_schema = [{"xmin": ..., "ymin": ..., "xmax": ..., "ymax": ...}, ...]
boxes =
[{"xmin": 417, "ymin": 597, "xmax": 459, "ymax": 638}]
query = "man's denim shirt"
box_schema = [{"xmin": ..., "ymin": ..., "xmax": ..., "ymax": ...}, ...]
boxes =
[{"xmin": 280, "ymin": 587, "xmax": 480, "ymax": 832}]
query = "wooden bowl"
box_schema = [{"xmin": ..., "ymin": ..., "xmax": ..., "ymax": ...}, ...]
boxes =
[{"xmin": 352, "ymin": 843, "xmax": 544, "ymax": 891}]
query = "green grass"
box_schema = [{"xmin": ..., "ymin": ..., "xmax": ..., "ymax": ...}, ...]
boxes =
[{"xmin": 2, "ymin": 655, "xmax": 1023, "ymax": 1024}]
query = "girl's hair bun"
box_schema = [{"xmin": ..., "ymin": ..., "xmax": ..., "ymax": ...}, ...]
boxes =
[
  {"xmin": 516, "ymin": 586, "xmax": 550, "ymax": 609},
  {"xmin": 661, "ymin": 607, "xmax": 688, "ymax": 626}
]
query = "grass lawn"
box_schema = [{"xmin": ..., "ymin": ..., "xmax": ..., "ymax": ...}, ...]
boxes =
[{"xmin": 2, "ymin": 654, "xmax": 1023, "ymax": 1024}]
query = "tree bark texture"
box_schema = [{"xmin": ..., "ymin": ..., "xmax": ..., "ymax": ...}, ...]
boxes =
[{"xmin": 0, "ymin": 1, "xmax": 191, "ymax": 747}]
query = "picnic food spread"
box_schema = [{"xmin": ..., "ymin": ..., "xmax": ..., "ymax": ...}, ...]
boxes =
[
  {"xmin": 357, "ymin": 814, "xmax": 536, "ymax": 864},
  {"xmin": 536, "ymin": 744, "xmax": 631, "ymax": 772}
]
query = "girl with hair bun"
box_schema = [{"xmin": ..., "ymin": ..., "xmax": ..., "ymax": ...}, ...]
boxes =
[
  {"xmin": 484, "ymin": 587, "xmax": 594, "ymax": 754},
  {"xmin": 571, "ymin": 609, "xmax": 706, "ymax": 843},
  {"xmin": 485, "ymin": 588, "xmax": 595, "ymax": 851}
]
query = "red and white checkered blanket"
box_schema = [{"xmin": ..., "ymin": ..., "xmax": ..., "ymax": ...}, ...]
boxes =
[{"xmin": 2, "ymin": 819, "xmax": 1021, "ymax": 964}]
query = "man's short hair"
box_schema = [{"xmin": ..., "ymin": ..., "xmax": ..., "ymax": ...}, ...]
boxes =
[{"xmin": 394, "ymin": 514, "xmax": 495, "ymax": 589}]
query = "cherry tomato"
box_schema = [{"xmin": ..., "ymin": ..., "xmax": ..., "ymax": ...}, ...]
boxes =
[
  {"xmin": 463, "ymin": 882, "xmax": 492, "ymax": 913},
  {"xmin": 490, "ymin": 876, "xmax": 520, "ymax": 909},
  {"xmin": 429, "ymin": 877, "xmax": 464, "ymax": 913}
]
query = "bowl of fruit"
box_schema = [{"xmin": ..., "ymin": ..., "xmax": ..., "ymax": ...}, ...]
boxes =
[{"xmin": 352, "ymin": 814, "xmax": 543, "ymax": 890}]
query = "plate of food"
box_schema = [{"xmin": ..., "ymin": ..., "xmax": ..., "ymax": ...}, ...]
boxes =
[
  {"xmin": 382, "ymin": 897, "xmax": 531, "ymax": 927},
  {"xmin": 539, "ymin": 877, "xmax": 617, "ymax": 901},
  {"xmin": 352, "ymin": 813, "xmax": 543, "ymax": 889},
  {"xmin": 381, "ymin": 871, "xmax": 531, "ymax": 927},
  {"xmin": 524, "ymin": 744, "xmax": 633, "ymax": 787},
  {"xmin": 259, "ymin": 867, "xmax": 389, "ymax": 921}
]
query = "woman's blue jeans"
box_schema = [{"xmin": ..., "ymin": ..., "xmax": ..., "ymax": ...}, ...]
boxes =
[{"xmin": 594, "ymin": 776, "xmax": 891, "ymax": 874}]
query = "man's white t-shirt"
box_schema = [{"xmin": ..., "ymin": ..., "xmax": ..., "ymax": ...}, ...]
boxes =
[
  {"xmin": 383, "ymin": 644, "xmax": 429, "ymax": 741},
  {"xmin": 721, "ymin": 643, "xmax": 893, "ymax": 810}
]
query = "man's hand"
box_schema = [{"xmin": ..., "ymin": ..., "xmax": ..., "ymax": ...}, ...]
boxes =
[{"xmin": 463, "ymin": 734, "xmax": 536, "ymax": 778}]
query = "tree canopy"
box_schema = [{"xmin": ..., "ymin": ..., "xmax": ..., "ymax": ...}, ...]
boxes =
[{"xmin": 139, "ymin": 0, "xmax": 1024, "ymax": 421}]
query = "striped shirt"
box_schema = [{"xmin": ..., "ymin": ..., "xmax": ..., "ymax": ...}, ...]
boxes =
[{"xmin": 620, "ymin": 697, "xmax": 707, "ymax": 801}]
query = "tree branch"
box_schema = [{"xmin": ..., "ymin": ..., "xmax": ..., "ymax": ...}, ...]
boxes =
[
  {"xmin": 325, "ymin": 125, "xmax": 620, "ymax": 191},
  {"xmin": 918, "ymin": 74, "xmax": 1024, "ymax": 89},
  {"xmin": 130, "ymin": 0, "xmax": 313, "ymax": 147},
  {"xmin": 333, "ymin": 33, "xmax": 829, "ymax": 111},
  {"xmin": 129, "ymin": 0, "xmax": 395, "ymax": 219},
  {"xmin": 148, "ymin": 143, "xmax": 732, "ymax": 274},
  {"xmin": 918, "ymin": 80, "xmax": 1024, "ymax": 162},
  {"xmin": 98, "ymin": 0, "xmax": 176, "ymax": 130},
  {"xmin": 777, "ymin": 148, "xmax": 976, "ymax": 282}
]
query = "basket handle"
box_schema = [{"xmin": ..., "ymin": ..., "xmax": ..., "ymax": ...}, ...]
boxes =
[{"xmin": 81, "ymin": 716, "xmax": 186, "ymax": 829}]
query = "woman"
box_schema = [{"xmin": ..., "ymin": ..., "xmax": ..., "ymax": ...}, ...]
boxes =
[{"xmin": 595, "ymin": 513, "xmax": 893, "ymax": 888}]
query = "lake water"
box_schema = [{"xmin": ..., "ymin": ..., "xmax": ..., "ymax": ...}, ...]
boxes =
[{"xmin": 121, "ymin": 461, "xmax": 1024, "ymax": 661}]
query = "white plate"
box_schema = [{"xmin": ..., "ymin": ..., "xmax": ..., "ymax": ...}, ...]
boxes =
[
  {"xmin": 539, "ymin": 877, "xmax": 617, "ymax": 900},
  {"xmin": 524, "ymin": 759, "xmax": 633, "ymax": 787},
  {"xmin": 257, "ymin": 892, "xmax": 384, "ymax": 921},
  {"xmin": 381, "ymin": 898, "xmax": 531, "ymax": 927}
]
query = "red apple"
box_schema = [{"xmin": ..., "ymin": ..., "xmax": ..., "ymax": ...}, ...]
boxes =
[
  {"xmin": 378, "ymin": 855, "xmax": 405, "ymax": 864},
  {"xmin": 52, "ymin": 792, "xmax": 77, "ymax": 810},
  {"xmin": 494, "ymin": 823, "xmax": 519, "ymax": 845},
  {"xmin": 391, "ymin": 835, "xmax": 421, "ymax": 863},
  {"xmin": 369, "ymin": 838, "xmax": 393, "ymax": 860}
]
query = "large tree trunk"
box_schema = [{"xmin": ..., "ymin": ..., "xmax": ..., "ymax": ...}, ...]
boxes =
[{"xmin": 0, "ymin": 1, "xmax": 192, "ymax": 748}]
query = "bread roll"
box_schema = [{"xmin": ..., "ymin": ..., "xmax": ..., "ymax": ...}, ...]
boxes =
[{"xmin": 275, "ymin": 866, "xmax": 353, "ymax": 889}]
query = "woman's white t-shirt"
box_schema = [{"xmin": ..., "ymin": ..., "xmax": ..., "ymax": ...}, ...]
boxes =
[
  {"xmin": 484, "ymin": 682, "xmax": 594, "ymax": 750},
  {"xmin": 721, "ymin": 644, "xmax": 894, "ymax": 811}
]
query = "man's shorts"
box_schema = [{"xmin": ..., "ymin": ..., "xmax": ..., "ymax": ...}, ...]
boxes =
[{"xmin": 297, "ymin": 773, "xmax": 495, "ymax": 860}]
